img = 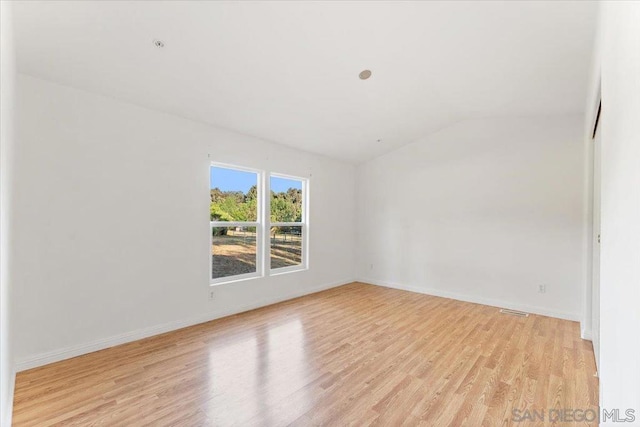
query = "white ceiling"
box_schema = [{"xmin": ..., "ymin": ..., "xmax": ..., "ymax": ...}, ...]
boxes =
[{"xmin": 14, "ymin": 1, "xmax": 597, "ymax": 163}]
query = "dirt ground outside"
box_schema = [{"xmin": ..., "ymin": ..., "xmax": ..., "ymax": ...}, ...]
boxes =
[{"xmin": 211, "ymin": 230, "xmax": 302, "ymax": 279}]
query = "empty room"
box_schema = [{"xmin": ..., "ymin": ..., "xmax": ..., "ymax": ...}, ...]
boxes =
[{"xmin": 1, "ymin": 0, "xmax": 639, "ymax": 426}]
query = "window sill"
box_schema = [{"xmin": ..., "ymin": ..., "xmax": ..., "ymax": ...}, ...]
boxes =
[
  {"xmin": 269, "ymin": 265, "xmax": 308, "ymax": 276},
  {"xmin": 209, "ymin": 266, "xmax": 308, "ymax": 287},
  {"xmin": 210, "ymin": 272, "xmax": 262, "ymax": 287}
]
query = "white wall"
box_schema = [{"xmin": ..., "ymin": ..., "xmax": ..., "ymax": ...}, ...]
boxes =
[
  {"xmin": 357, "ymin": 116, "xmax": 586, "ymax": 321},
  {"xmin": 13, "ymin": 75, "xmax": 356, "ymax": 369},
  {"xmin": 0, "ymin": 1, "xmax": 17, "ymax": 425},
  {"xmin": 599, "ymin": 1, "xmax": 640, "ymax": 420}
]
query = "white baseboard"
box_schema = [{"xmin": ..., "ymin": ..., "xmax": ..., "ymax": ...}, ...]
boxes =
[
  {"xmin": 581, "ymin": 327, "xmax": 593, "ymax": 341},
  {"xmin": 15, "ymin": 279, "xmax": 353, "ymax": 372},
  {"xmin": 358, "ymin": 277, "xmax": 581, "ymax": 322},
  {"xmin": 2, "ymin": 369, "xmax": 15, "ymax": 427}
]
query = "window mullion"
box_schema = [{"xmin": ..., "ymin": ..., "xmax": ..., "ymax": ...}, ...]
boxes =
[
  {"xmin": 270, "ymin": 222, "xmax": 303, "ymax": 227},
  {"xmin": 263, "ymin": 171, "xmax": 271, "ymax": 276},
  {"xmin": 210, "ymin": 221, "xmax": 259, "ymax": 227}
]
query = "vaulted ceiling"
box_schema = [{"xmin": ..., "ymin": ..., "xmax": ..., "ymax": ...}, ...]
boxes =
[{"xmin": 14, "ymin": 1, "xmax": 597, "ymax": 162}]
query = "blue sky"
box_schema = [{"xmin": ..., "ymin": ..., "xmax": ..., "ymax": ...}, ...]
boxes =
[
  {"xmin": 271, "ymin": 176, "xmax": 302, "ymax": 193},
  {"xmin": 210, "ymin": 167, "xmax": 302, "ymax": 193}
]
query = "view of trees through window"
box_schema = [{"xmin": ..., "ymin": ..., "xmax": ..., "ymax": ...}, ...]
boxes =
[
  {"xmin": 210, "ymin": 166, "xmax": 304, "ymax": 281},
  {"xmin": 210, "ymin": 167, "xmax": 258, "ymax": 280},
  {"xmin": 270, "ymin": 176, "xmax": 303, "ymax": 270}
]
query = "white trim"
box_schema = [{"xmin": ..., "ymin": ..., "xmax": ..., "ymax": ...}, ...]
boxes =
[
  {"xmin": 3, "ymin": 368, "xmax": 15, "ymax": 427},
  {"xmin": 209, "ymin": 161, "xmax": 262, "ymax": 175},
  {"xmin": 590, "ymin": 102, "xmax": 602, "ymax": 371},
  {"xmin": 257, "ymin": 169, "xmax": 266, "ymax": 278},
  {"xmin": 303, "ymin": 178, "xmax": 310, "ymax": 269},
  {"xmin": 270, "ymin": 265, "xmax": 307, "ymax": 276},
  {"xmin": 210, "ymin": 221, "xmax": 260, "ymax": 228},
  {"xmin": 262, "ymin": 171, "xmax": 271, "ymax": 277},
  {"xmin": 270, "ymin": 222, "xmax": 303, "ymax": 227},
  {"xmin": 359, "ymin": 278, "xmax": 581, "ymax": 322},
  {"xmin": 581, "ymin": 327, "xmax": 593, "ymax": 341},
  {"xmin": 14, "ymin": 279, "xmax": 354, "ymax": 372},
  {"xmin": 210, "ymin": 271, "xmax": 262, "ymax": 286},
  {"xmin": 270, "ymin": 171, "xmax": 309, "ymax": 182}
]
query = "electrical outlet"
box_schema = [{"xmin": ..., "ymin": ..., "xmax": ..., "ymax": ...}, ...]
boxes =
[
  {"xmin": 538, "ymin": 284, "xmax": 546, "ymax": 294},
  {"xmin": 208, "ymin": 290, "xmax": 215, "ymax": 301}
]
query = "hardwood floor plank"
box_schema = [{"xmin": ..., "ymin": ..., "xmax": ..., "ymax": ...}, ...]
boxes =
[{"xmin": 13, "ymin": 282, "xmax": 598, "ymax": 426}]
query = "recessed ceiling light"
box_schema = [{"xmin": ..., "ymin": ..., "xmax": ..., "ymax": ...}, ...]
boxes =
[
  {"xmin": 359, "ymin": 69, "xmax": 372, "ymax": 80},
  {"xmin": 153, "ymin": 39, "xmax": 165, "ymax": 48}
]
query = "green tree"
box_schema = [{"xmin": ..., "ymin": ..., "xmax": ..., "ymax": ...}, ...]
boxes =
[{"xmin": 210, "ymin": 185, "xmax": 301, "ymax": 227}]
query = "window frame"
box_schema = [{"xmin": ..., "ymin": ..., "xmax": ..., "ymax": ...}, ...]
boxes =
[
  {"xmin": 209, "ymin": 162, "xmax": 265, "ymax": 285},
  {"xmin": 209, "ymin": 162, "xmax": 309, "ymax": 286},
  {"xmin": 268, "ymin": 172, "xmax": 309, "ymax": 275}
]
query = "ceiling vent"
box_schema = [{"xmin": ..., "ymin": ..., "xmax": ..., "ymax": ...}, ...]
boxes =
[{"xmin": 359, "ymin": 69, "xmax": 372, "ymax": 80}]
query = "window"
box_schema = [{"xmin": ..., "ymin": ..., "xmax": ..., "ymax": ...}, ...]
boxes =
[
  {"xmin": 270, "ymin": 175, "xmax": 306, "ymax": 273},
  {"xmin": 210, "ymin": 165, "xmax": 262, "ymax": 283},
  {"xmin": 210, "ymin": 163, "xmax": 307, "ymax": 284}
]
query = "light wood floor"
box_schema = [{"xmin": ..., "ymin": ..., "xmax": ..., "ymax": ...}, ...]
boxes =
[{"xmin": 13, "ymin": 282, "xmax": 598, "ymax": 426}]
